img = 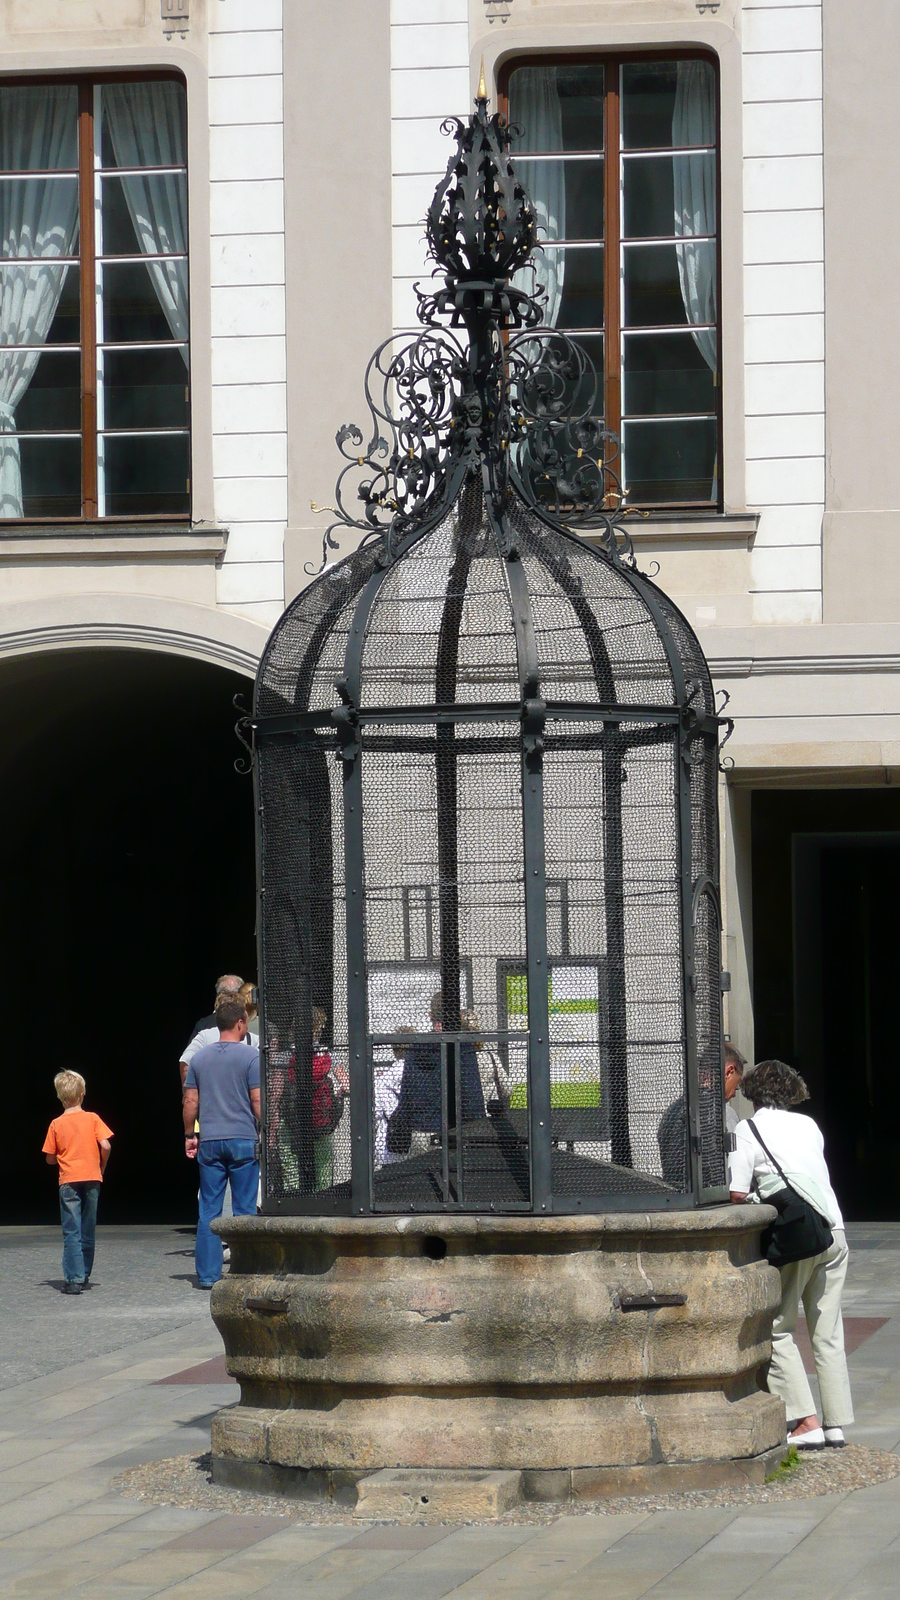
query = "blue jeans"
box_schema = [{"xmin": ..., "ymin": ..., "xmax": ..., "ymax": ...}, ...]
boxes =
[
  {"xmin": 196, "ymin": 1138, "xmax": 258, "ymax": 1285},
  {"xmin": 59, "ymin": 1182, "xmax": 100, "ymax": 1285}
]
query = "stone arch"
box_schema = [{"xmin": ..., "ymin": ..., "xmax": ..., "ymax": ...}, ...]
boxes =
[
  {"xmin": 5, "ymin": 611, "xmax": 272, "ymax": 1224},
  {"xmin": 0, "ymin": 593, "xmax": 271, "ymax": 679}
]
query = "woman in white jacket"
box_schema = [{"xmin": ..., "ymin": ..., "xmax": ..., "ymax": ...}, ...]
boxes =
[{"xmin": 729, "ymin": 1059, "xmax": 853, "ymax": 1451}]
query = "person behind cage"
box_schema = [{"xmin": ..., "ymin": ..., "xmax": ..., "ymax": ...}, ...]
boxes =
[
  {"xmin": 724, "ymin": 1042, "xmax": 747, "ymax": 1134},
  {"xmin": 42, "ymin": 1071, "xmax": 113, "ymax": 1296},
  {"xmin": 462, "ymin": 1008, "xmax": 510, "ymax": 1113},
  {"xmin": 729, "ymin": 1058, "xmax": 853, "ymax": 1450},
  {"xmin": 182, "ymin": 998, "xmax": 260, "ymax": 1288},
  {"xmin": 658, "ymin": 1042, "xmax": 747, "ymax": 1186},
  {"xmin": 275, "ymin": 1008, "xmax": 348, "ymax": 1192},
  {"xmin": 391, "ymin": 992, "xmax": 485, "ymax": 1154},
  {"xmin": 310, "ymin": 1007, "xmax": 348, "ymax": 1190},
  {"xmin": 375, "ymin": 1028, "xmax": 412, "ymax": 1168}
]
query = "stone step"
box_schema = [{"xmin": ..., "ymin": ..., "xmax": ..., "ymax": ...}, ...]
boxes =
[{"xmin": 354, "ymin": 1468, "xmax": 522, "ymax": 1520}]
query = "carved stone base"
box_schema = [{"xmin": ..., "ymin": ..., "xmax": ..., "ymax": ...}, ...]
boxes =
[{"xmin": 210, "ymin": 1207, "xmax": 785, "ymax": 1486}]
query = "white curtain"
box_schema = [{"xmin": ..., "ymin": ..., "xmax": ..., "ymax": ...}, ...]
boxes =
[
  {"xmin": 104, "ymin": 82, "xmax": 189, "ymax": 363},
  {"xmin": 510, "ymin": 67, "xmax": 566, "ymax": 326},
  {"xmin": 672, "ymin": 62, "xmax": 717, "ymax": 374},
  {"xmin": 0, "ymin": 87, "xmax": 79, "ymax": 518}
]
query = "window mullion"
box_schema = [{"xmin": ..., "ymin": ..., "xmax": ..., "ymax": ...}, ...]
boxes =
[
  {"xmin": 603, "ymin": 62, "xmax": 622, "ymax": 483},
  {"xmin": 78, "ymin": 80, "xmax": 98, "ymax": 518},
  {"xmin": 93, "ymin": 84, "xmax": 106, "ymax": 518}
]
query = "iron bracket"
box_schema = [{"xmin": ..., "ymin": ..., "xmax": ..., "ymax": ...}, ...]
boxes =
[
  {"xmin": 333, "ymin": 705, "xmax": 360, "ymax": 763},
  {"xmin": 522, "ymin": 695, "xmax": 546, "ymax": 762}
]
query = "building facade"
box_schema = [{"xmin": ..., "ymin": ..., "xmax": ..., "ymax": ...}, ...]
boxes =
[{"xmin": 4, "ymin": 0, "xmax": 899, "ymax": 1219}]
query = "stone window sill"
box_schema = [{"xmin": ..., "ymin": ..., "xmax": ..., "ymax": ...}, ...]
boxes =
[
  {"xmin": 614, "ymin": 511, "xmax": 759, "ymax": 549},
  {"xmin": 0, "ymin": 523, "xmax": 228, "ymax": 561}
]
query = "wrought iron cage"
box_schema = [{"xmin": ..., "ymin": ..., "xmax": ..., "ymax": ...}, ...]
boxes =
[{"xmin": 249, "ymin": 83, "xmax": 731, "ymax": 1216}]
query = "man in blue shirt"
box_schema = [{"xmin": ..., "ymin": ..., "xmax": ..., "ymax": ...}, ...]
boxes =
[
  {"xmin": 182, "ymin": 998, "xmax": 260, "ymax": 1288},
  {"xmin": 397, "ymin": 991, "xmax": 484, "ymax": 1136}
]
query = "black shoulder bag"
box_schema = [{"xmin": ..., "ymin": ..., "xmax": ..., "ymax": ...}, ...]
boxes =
[{"xmin": 747, "ymin": 1120, "xmax": 834, "ymax": 1267}]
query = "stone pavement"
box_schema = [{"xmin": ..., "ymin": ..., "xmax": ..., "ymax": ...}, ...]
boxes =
[{"xmin": 1, "ymin": 1223, "xmax": 900, "ymax": 1598}]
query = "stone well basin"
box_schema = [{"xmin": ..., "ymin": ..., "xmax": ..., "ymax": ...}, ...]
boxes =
[{"xmin": 210, "ymin": 1206, "xmax": 784, "ymax": 1488}]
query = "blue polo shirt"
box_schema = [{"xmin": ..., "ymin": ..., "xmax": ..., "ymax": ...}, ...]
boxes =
[{"xmin": 185, "ymin": 1041, "xmax": 260, "ymax": 1142}]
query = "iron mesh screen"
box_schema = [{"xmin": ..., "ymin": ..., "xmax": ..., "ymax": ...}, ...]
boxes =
[
  {"xmin": 255, "ymin": 484, "xmax": 726, "ymax": 1213},
  {"xmin": 258, "ymin": 732, "xmax": 350, "ymax": 1204}
]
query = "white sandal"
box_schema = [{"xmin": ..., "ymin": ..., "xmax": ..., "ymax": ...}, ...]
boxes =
[{"xmin": 788, "ymin": 1425, "xmax": 825, "ymax": 1449}]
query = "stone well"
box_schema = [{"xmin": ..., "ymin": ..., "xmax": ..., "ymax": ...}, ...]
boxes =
[{"xmin": 210, "ymin": 1205, "xmax": 785, "ymax": 1500}]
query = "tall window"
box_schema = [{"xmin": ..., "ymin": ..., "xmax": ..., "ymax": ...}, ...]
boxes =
[
  {"xmin": 0, "ymin": 77, "xmax": 189, "ymax": 520},
  {"xmin": 502, "ymin": 56, "xmax": 719, "ymax": 508}
]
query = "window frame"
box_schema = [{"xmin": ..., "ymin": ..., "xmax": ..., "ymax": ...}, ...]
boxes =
[
  {"xmin": 0, "ymin": 69, "xmax": 190, "ymax": 525},
  {"xmin": 498, "ymin": 50, "xmax": 723, "ymax": 513}
]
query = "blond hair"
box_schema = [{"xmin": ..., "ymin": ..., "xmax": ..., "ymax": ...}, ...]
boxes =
[
  {"xmin": 237, "ymin": 982, "xmax": 258, "ymax": 1015},
  {"xmin": 54, "ymin": 1070, "xmax": 85, "ymax": 1108}
]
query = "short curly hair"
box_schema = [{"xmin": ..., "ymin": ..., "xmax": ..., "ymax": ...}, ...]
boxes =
[{"xmin": 741, "ymin": 1059, "xmax": 809, "ymax": 1111}]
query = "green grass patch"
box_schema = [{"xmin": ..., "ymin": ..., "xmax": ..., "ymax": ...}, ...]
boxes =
[
  {"xmin": 765, "ymin": 1445, "xmax": 802, "ymax": 1483},
  {"xmin": 508, "ymin": 1082, "xmax": 602, "ymax": 1109}
]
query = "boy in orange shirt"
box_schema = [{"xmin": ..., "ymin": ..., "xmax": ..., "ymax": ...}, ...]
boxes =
[{"xmin": 42, "ymin": 1071, "xmax": 113, "ymax": 1296}]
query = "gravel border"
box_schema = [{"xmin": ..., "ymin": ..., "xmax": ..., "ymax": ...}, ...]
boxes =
[{"xmin": 114, "ymin": 1445, "xmax": 900, "ymax": 1524}]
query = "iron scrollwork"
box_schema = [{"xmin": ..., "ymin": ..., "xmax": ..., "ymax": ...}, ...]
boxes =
[
  {"xmin": 315, "ymin": 86, "xmax": 636, "ymax": 573},
  {"xmin": 233, "ymin": 693, "xmax": 253, "ymax": 776}
]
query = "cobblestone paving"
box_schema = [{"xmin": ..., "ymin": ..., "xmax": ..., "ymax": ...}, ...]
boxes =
[{"xmin": 0, "ymin": 1226, "xmax": 210, "ymax": 1388}]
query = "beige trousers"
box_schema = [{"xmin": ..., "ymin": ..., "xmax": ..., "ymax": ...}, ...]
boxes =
[{"xmin": 767, "ymin": 1228, "xmax": 854, "ymax": 1428}]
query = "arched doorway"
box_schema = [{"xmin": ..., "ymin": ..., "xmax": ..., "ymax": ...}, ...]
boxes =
[{"xmin": 6, "ymin": 647, "xmax": 258, "ymax": 1223}]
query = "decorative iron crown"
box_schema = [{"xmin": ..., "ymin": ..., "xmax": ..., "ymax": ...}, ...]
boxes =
[
  {"xmin": 314, "ymin": 81, "xmax": 632, "ymax": 574},
  {"xmin": 423, "ymin": 85, "xmax": 539, "ymax": 330}
]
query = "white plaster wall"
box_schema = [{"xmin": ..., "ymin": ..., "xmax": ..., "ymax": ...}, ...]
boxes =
[
  {"xmin": 209, "ymin": 0, "xmax": 286, "ymax": 628},
  {"xmin": 742, "ymin": 0, "xmax": 825, "ymax": 625},
  {"xmin": 389, "ymin": 2, "xmax": 828, "ymax": 630},
  {"xmin": 390, "ymin": 0, "xmax": 470, "ymax": 332}
]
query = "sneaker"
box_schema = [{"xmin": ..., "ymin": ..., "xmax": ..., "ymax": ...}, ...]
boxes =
[
  {"xmin": 788, "ymin": 1425, "xmax": 825, "ymax": 1449},
  {"xmin": 62, "ymin": 1281, "xmax": 83, "ymax": 1295},
  {"xmin": 197, "ymin": 1281, "xmax": 216, "ymax": 1291},
  {"xmin": 824, "ymin": 1427, "xmax": 847, "ymax": 1448}
]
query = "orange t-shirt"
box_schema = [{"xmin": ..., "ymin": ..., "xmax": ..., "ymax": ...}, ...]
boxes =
[{"xmin": 42, "ymin": 1109, "xmax": 113, "ymax": 1184}]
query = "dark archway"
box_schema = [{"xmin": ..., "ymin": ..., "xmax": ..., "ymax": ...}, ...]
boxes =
[
  {"xmin": 5, "ymin": 648, "xmax": 257, "ymax": 1223},
  {"xmin": 752, "ymin": 788, "xmax": 900, "ymax": 1221}
]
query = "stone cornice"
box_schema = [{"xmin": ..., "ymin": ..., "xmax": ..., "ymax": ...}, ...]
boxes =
[
  {"xmin": 709, "ymin": 652, "xmax": 900, "ymax": 679},
  {"xmin": 699, "ymin": 622, "xmax": 900, "ymax": 681}
]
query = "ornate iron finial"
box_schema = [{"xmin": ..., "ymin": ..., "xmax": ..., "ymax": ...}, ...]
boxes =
[
  {"xmin": 422, "ymin": 86, "xmax": 539, "ymax": 332},
  {"xmin": 313, "ymin": 83, "xmax": 629, "ymax": 575},
  {"xmin": 477, "ymin": 56, "xmax": 487, "ymax": 100}
]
